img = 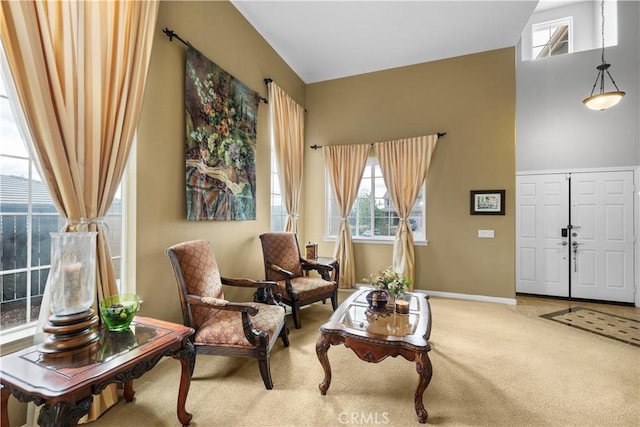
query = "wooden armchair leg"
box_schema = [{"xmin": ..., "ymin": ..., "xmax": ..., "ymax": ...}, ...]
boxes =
[
  {"xmin": 292, "ymin": 304, "xmax": 302, "ymax": 329},
  {"xmin": 331, "ymin": 292, "xmax": 338, "ymax": 310},
  {"xmin": 279, "ymin": 324, "xmax": 290, "ymax": 347},
  {"xmin": 258, "ymin": 355, "xmax": 274, "ymax": 390}
]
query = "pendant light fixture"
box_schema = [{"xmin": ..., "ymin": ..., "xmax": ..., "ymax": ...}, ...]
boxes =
[{"xmin": 582, "ymin": 0, "xmax": 625, "ymax": 110}]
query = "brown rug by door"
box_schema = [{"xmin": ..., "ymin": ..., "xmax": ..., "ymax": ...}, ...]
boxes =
[{"xmin": 541, "ymin": 307, "xmax": 640, "ymax": 347}]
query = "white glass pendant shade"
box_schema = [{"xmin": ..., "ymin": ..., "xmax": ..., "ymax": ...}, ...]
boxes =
[{"xmin": 583, "ymin": 91, "xmax": 626, "ymax": 110}]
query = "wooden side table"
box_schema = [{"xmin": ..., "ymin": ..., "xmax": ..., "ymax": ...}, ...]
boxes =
[
  {"xmin": 314, "ymin": 256, "xmax": 340, "ymax": 287},
  {"xmin": 0, "ymin": 317, "xmax": 195, "ymax": 427}
]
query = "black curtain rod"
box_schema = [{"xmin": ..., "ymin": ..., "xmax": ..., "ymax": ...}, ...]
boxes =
[
  {"xmin": 264, "ymin": 78, "xmax": 308, "ymax": 112},
  {"xmin": 162, "ymin": 27, "xmax": 189, "ymax": 47},
  {"xmin": 163, "ymin": 27, "xmax": 268, "ymax": 105},
  {"xmin": 310, "ymin": 132, "xmax": 447, "ymax": 150}
]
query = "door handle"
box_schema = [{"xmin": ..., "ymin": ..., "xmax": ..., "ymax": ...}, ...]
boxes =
[
  {"xmin": 571, "ymin": 242, "xmax": 583, "ymax": 272},
  {"xmin": 557, "ymin": 241, "xmax": 568, "ymax": 246}
]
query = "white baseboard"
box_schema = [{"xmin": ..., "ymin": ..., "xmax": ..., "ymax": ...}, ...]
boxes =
[
  {"xmin": 417, "ymin": 289, "xmax": 517, "ymax": 305},
  {"xmin": 351, "ymin": 285, "xmax": 517, "ymax": 305}
]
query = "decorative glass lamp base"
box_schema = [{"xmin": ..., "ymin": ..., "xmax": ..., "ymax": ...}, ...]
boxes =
[{"xmin": 39, "ymin": 309, "xmax": 101, "ymax": 358}]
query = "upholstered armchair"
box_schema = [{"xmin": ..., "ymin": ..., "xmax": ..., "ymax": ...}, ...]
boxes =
[
  {"xmin": 165, "ymin": 240, "xmax": 289, "ymax": 390},
  {"xmin": 258, "ymin": 232, "xmax": 338, "ymax": 329}
]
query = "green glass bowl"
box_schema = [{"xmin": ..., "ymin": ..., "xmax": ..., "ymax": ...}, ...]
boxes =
[{"xmin": 99, "ymin": 294, "xmax": 140, "ymax": 332}]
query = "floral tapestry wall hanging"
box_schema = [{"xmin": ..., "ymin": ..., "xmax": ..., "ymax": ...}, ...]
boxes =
[{"xmin": 185, "ymin": 46, "xmax": 259, "ymax": 220}]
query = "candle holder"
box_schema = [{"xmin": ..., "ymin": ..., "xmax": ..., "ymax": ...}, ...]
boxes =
[
  {"xmin": 395, "ymin": 293, "xmax": 410, "ymax": 315},
  {"xmin": 39, "ymin": 232, "xmax": 100, "ymax": 358}
]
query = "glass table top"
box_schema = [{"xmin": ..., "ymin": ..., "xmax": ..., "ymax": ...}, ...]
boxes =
[
  {"xmin": 340, "ymin": 304, "xmax": 420, "ymax": 337},
  {"xmin": 23, "ymin": 322, "xmax": 167, "ymax": 371},
  {"xmin": 352, "ymin": 291, "xmax": 421, "ymax": 312},
  {"xmin": 338, "ymin": 291, "xmax": 423, "ymax": 337}
]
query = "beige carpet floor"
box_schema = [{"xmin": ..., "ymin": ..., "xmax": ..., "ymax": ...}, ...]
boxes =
[{"xmin": 92, "ymin": 294, "xmax": 640, "ymax": 427}]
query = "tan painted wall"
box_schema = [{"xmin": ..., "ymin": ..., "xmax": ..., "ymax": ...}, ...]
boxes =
[
  {"xmin": 138, "ymin": 1, "xmax": 516, "ymax": 326},
  {"xmin": 136, "ymin": 1, "xmax": 305, "ymax": 323},
  {"xmin": 304, "ymin": 48, "xmax": 516, "ymax": 299}
]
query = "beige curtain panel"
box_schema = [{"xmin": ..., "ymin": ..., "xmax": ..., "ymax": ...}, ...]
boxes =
[
  {"xmin": 1, "ymin": 0, "xmax": 159, "ymax": 422},
  {"xmin": 323, "ymin": 144, "xmax": 370, "ymax": 288},
  {"xmin": 374, "ymin": 134, "xmax": 438, "ymax": 286},
  {"xmin": 267, "ymin": 80, "xmax": 305, "ymax": 233}
]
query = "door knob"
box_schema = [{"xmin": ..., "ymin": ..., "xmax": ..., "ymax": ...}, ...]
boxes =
[{"xmin": 557, "ymin": 241, "xmax": 568, "ymax": 246}]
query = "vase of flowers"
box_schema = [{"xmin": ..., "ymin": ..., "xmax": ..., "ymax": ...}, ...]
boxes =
[{"xmin": 366, "ymin": 266, "xmax": 412, "ymax": 308}]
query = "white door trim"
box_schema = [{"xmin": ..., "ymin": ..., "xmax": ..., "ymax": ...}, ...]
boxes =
[{"xmin": 517, "ymin": 166, "xmax": 638, "ymax": 176}]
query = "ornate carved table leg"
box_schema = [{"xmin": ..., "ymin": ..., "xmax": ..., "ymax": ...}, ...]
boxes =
[
  {"xmin": 414, "ymin": 352, "xmax": 433, "ymax": 424},
  {"xmin": 123, "ymin": 380, "xmax": 135, "ymax": 402},
  {"xmin": 173, "ymin": 341, "xmax": 196, "ymax": 426},
  {"xmin": 316, "ymin": 333, "xmax": 332, "ymax": 395},
  {"xmin": 37, "ymin": 395, "xmax": 93, "ymax": 427}
]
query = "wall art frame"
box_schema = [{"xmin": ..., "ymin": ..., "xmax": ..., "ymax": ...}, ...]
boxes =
[{"xmin": 470, "ymin": 190, "xmax": 505, "ymax": 215}]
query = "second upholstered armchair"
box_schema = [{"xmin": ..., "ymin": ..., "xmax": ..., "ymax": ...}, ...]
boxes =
[
  {"xmin": 258, "ymin": 232, "xmax": 338, "ymax": 329},
  {"xmin": 165, "ymin": 239, "xmax": 289, "ymax": 390}
]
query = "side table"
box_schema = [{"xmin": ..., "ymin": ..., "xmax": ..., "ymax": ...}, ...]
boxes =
[
  {"xmin": 314, "ymin": 256, "xmax": 340, "ymax": 287},
  {"xmin": 0, "ymin": 316, "xmax": 195, "ymax": 427}
]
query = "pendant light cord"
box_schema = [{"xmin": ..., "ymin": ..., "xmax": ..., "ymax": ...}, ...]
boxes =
[{"xmin": 600, "ymin": 0, "xmax": 606, "ymax": 64}]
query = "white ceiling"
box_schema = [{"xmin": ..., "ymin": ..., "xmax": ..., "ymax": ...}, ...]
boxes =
[{"xmin": 231, "ymin": 0, "xmax": 543, "ymax": 84}]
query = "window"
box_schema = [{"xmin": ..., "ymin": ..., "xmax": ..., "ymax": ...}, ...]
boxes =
[
  {"xmin": 0, "ymin": 48, "xmax": 124, "ymax": 341},
  {"xmin": 523, "ymin": 1, "xmax": 619, "ymax": 61},
  {"xmin": 269, "ymin": 146, "xmax": 286, "ymax": 231},
  {"xmin": 326, "ymin": 157, "xmax": 426, "ymax": 242},
  {"xmin": 532, "ymin": 17, "xmax": 572, "ymax": 59}
]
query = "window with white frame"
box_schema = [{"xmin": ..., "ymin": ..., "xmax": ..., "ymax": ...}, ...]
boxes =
[
  {"xmin": 0, "ymin": 47, "xmax": 124, "ymax": 339},
  {"xmin": 326, "ymin": 157, "xmax": 426, "ymax": 242},
  {"xmin": 532, "ymin": 17, "xmax": 572, "ymax": 59},
  {"xmin": 269, "ymin": 146, "xmax": 287, "ymax": 231}
]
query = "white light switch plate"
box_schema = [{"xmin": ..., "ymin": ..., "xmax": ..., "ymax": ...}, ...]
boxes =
[{"xmin": 478, "ymin": 230, "xmax": 495, "ymax": 238}]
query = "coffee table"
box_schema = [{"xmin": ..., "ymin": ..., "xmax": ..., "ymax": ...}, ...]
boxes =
[
  {"xmin": 0, "ymin": 316, "xmax": 195, "ymax": 427},
  {"xmin": 316, "ymin": 288, "xmax": 432, "ymax": 423}
]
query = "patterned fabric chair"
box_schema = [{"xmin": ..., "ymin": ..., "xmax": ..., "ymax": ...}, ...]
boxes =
[
  {"xmin": 258, "ymin": 232, "xmax": 338, "ymax": 329},
  {"xmin": 165, "ymin": 240, "xmax": 289, "ymax": 390}
]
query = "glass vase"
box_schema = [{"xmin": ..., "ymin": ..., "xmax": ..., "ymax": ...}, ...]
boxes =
[
  {"xmin": 48, "ymin": 232, "xmax": 97, "ymax": 315},
  {"xmin": 365, "ymin": 289, "xmax": 389, "ymax": 312}
]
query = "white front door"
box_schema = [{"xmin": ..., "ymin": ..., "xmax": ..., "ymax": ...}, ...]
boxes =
[
  {"xmin": 516, "ymin": 170, "xmax": 636, "ymax": 303},
  {"xmin": 516, "ymin": 173, "xmax": 570, "ymax": 297},
  {"xmin": 570, "ymin": 171, "xmax": 635, "ymax": 302}
]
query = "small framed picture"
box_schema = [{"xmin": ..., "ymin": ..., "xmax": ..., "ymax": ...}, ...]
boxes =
[{"xmin": 470, "ymin": 190, "xmax": 505, "ymax": 215}]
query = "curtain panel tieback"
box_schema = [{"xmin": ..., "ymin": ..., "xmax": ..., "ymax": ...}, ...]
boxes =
[
  {"xmin": 80, "ymin": 217, "xmax": 108, "ymax": 233},
  {"xmin": 65, "ymin": 217, "xmax": 109, "ymax": 232}
]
